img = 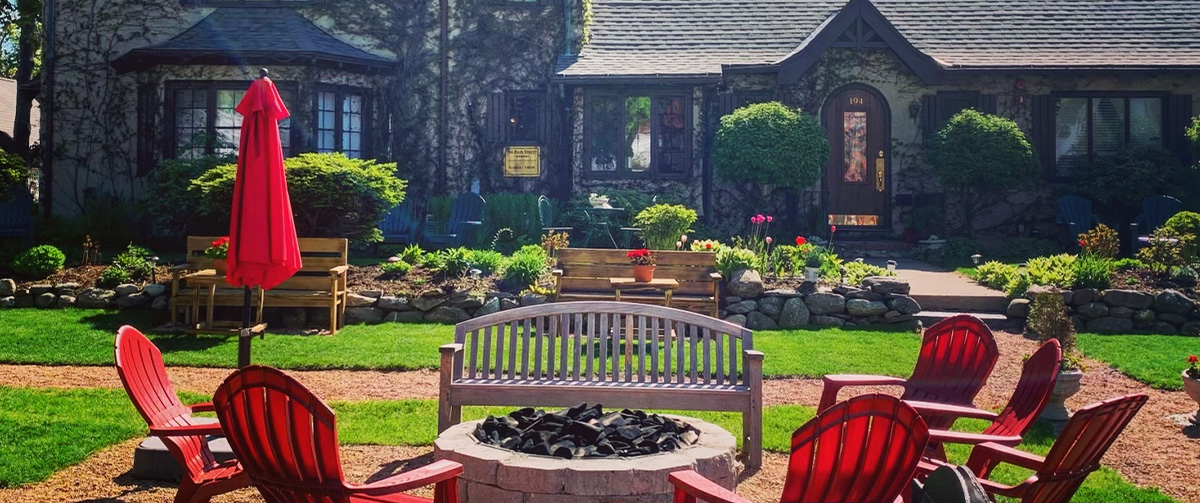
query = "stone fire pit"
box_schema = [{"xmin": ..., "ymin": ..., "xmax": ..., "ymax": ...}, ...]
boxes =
[{"xmin": 434, "ymin": 415, "xmax": 739, "ymax": 503}]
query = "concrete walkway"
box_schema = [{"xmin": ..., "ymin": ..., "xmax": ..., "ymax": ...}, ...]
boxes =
[{"xmin": 871, "ymin": 258, "xmax": 1009, "ymax": 313}]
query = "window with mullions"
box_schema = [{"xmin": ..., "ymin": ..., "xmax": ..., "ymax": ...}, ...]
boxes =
[
  {"xmin": 315, "ymin": 88, "xmax": 369, "ymax": 159},
  {"xmin": 1054, "ymin": 94, "xmax": 1165, "ymax": 177},
  {"xmin": 184, "ymin": 0, "xmax": 311, "ymax": 6},
  {"xmin": 166, "ymin": 82, "xmax": 295, "ymax": 160},
  {"xmin": 584, "ymin": 92, "xmax": 692, "ymax": 179}
]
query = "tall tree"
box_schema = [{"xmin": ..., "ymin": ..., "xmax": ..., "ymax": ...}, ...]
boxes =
[{"xmin": 0, "ymin": 0, "xmax": 41, "ymax": 159}]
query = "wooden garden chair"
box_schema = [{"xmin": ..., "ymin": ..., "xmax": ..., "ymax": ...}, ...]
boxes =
[
  {"xmin": 1131, "ymin": 195, "xmax": 1182, "ymax": 253},
  {"xmin": 114, "ymin": 326, "xmax": 249, "ymax": 503},
  {"xmin": 1055, "ymin": 195, "xmax": 1102, "ymax": 243},
  {"xmin": 910, "ymin": 339, "xmax": 1061, "ymax": 460},
  {"xmin": 919, "ymin": 394, "xmax": 1149, "ymax": 503},
  {"xmin": 668, "ymin": 394, "xmax": 929, "ymax": 503},
  {"xmin": 423, "ymin": 192, "xmax": 484, "ymax": 249},
  {"xmin": 817, "ymin": 314, "xmax": 999, "ymax": 432},
  {"xmin": 213, "ymin": 365, "xmax": 463, "ymax": 503},
  {"xmin": 378, "ymin": 199, "xmax": 424, "ymax": 253}
]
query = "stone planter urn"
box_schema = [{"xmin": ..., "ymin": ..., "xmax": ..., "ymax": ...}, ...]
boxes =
[
  {"xmin": 1182, "ymin": 371, "xmax": 1200, "ymax": 425},
  {"xmin": 1041, "ymin": 368, "xmax": 1084, "ymax": 422},
  {"xmin": 633, "ymin": 264, "xmax": 656, "ymax": 282},
  {"xmin": 804, "ymin": 267, "xmax": 820, "ymax": 282}
]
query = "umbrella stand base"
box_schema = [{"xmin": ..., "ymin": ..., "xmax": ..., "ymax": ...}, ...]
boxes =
[{"xmin": 184, "ymin": 321, "xmax": 268, "ymax": 336}]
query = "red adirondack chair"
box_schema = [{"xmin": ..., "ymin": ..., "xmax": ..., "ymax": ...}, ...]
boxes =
[
  {"xmin": 817, "ymin": 314, "xmax": 999, "ymax": 431},
  {"xmin": 212, "ymin": 365, "xmax": 463, "ymax": 503},
  {"xmin": 910, "ymin": 339, "xmax": 1061, "ymax": 460},
  {"xmin": 114, "ymin": 325, "xmax": 250, "ymax": 503},
  {"xmin": 920, "ymin": 394, "xmax": 1149, "ymax": 503},
  {"xmin": 669, "ymin": 394, "xmax": 929, "ymax": 503}
]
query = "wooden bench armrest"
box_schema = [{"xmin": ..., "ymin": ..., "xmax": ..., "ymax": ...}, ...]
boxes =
[
  {"xmin": 552, "ymin": 269, "xmax": 564, "ymax": 277},
  {"xmin": 170, "ymin": 263, "xmax": 197, "ymax": 272},
  {"xmin": 743, "ymin": 349, "xmax": 764, "ymax": 361},
  {"xmin": 709, "ymin": 272, "xmax": 723, "ymax": 281},
  {"xmin": 440, "ymin": 343, "xmax": 463, "ymax": 355},
  {"xmin": 329, "ymin": 265, "xmax": 349, "ymax": 275}
]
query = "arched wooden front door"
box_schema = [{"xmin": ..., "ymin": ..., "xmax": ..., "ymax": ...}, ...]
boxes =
[{"xmin": 822, "ymin": 85, "xmax": 890, "ymax": 229}]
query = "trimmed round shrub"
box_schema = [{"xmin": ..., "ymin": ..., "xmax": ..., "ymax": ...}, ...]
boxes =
[
  {"xmin": 11, "ymin": 245, "xmax": 66, "ymax": 278},
  {"xmin": 504, "ymin": 245, "xmax": 549, "ymax": 288},
  {"xmin": 191, "ymin": 153, "xmax": 406, "ymax": 243},
  {"xmin": 714, "ymin": 102, "xmax": 828, "ymax": 189},
  {"xmin": 1026, "ymin": 254, "xmax": 1076, "ymax": 288},
  {"xmin": 98, "ymin": 267, "xmax": 132, "ymax": 288},
  {"xmin": 1164, "ymin": 211, "xmax": 1200, "ymax": 261},
  {"xmin": 381, "ymin": 260, "xmax": 412, "ymax": 276},
  {"xmin": 0, "ymin": 151, "xmax": 29, "ymax": 201},
  {"xmin": 633, "ymin": 204, "xmax": 698, "ymax": 250},
  {"xmin": 715, "ymin": 247, "xmax": 760, "ymax": 277},
  {"xmin": 1072, "ymin": 147, "xmax": 1195, "ymax": 223}
]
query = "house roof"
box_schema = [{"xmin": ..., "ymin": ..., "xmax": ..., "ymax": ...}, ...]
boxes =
[
  {"xmin": 0, "ymin": 78, "xmax": 39, "ymax": 145},
  {"xmin": 556, "ymin": 0, "xmax": 1200, "ymax": 81},
  {"xmin": 113, "ymin": 8, "xmax": 397, "ymax": 74}
]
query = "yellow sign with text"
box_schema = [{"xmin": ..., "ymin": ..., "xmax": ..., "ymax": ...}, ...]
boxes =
[{"xmin": 503, "ymin": 146, "xmax": 541, "ymax": 178}]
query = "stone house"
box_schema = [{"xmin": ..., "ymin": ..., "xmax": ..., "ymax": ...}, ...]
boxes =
[{"xmin": 40, "ymin": 0, "xmax": 1200, "ymax": 240}]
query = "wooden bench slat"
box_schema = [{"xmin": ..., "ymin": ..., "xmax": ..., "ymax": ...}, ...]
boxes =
[
  {"xmin": 556, "ymin": 248, "xmax": 717, "ymax": 266},
  {"xmin": 468, "ymin": 328, "xmax": 479, "ymax": 379},
  {"xmin": 716, "ymin": 328, "xmax": 725, "ymax": 385},
  {"xmin": 689, "ymin": 325, "xmax": 699, "ymax": 384},
  {"xmin": 481, "ymin": 325, "xmax": 493, "ymax": 379}
]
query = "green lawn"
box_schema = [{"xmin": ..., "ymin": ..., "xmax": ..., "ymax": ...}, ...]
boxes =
[
  {"xmin": 1077, "ymin": 332, "xmax": 1196, "ymax": 391},
  {"xmin": 0, "ymin": 386, "xmax": 1176, "ymax": 502},
  {"xmin": 0, "ymin": 309, "xmax": 920, "ymax": 378}
]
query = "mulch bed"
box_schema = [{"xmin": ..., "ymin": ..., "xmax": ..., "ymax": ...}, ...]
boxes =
[
  {"xmin": 345, "ymin": 264, "xmax": 503, "ymax": 298},
  {"xmin": 12, "ymin": 265, "xmax": 173, "ymax": 290},
  {"xmin": 1111, "ymin": 268, "xmax": 1200, "ymax": 297}
]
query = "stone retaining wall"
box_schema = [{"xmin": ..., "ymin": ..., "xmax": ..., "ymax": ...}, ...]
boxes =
[
  {"xmin": 0, "ymin": 279, "xmax": 169, "ymax": 310},
  {"xmin": 719, "ymin": 272, "xmax": 922, "ymax": 330},
  {"xmin": 1007, "ymin": 287, "xmax": 1200, "ymax": 334}
]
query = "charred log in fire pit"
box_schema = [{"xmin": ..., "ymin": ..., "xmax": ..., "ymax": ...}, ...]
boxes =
[{"xmin": 473, "ymin": 403, "xmax": 701, "ymax": 459}]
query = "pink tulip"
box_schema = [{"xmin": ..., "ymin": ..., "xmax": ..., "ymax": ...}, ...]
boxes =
[
  {"xmin": 765, "ymin": 237, "xmax": 773, "ymax": 244},
  {"xmin": 766, "ymin": 216, "xmax": 774, "ymax": 223},
  {"xmin": 681, "ymin": 234, "xmax": 688, "ymax": 242}
]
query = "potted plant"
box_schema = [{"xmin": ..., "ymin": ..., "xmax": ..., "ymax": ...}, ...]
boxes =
[
  {"xmin": 205, "ymin": 236, "xmax": 230, "ymax": 274},
  {"xmin": 627, "ymin": 248, "xmax": 656, "ymax": 282},
  {"xmin": 801, "ymin": 241, "xmax": 822, "ymax": 282},
  {"xmin": 1027, "ymin": 290, "xmax": 1084, "ymax": 422},
  {"xmin": 1183, "ymin": 355, "xmax": 1200, "ymax": 425}
]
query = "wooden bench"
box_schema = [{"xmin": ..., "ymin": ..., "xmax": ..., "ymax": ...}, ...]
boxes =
[
  {"xmin": 170, "ymin": 236, "xmax": 349, "ymax": 334},
  {"xmin": 552, "ymin": 248, "xmax": 721, "ymax": 317},
  {"xmin": 438, "ymin": 301, "xmax": 763, "ymax": 468}
]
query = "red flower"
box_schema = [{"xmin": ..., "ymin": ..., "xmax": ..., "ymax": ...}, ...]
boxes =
[
  {"xmin": 211, "ymin": 237, "xmax": 229, "ymax": 248},
  {"xmin": 765, "ymin": 237, "xmax": 773, "ymax": 245},
  {"xmin": 795, "ymin": 236, "xmax": 806, "ymax": 246},
  {"xmin": 766, "ymin": 216, "xmax": 774, "ymax": 223},
  {"xmin": 1079, "ymin": 239, "xmax": 1087, "ymax": 248},
  {"xmin": 705, "ymin": 243, "xmax": 712, "ymax": 250},
  {"xmin": 1189, "ymin": 355, "xmax": 1198, "ymax": 364},
  {"xmin": 830, "ymin": 225, "xmax": 837, "ymax": 233},
  {"xmin": 626, "ymin": 249, "xmax": 650, "ymax": 258}
]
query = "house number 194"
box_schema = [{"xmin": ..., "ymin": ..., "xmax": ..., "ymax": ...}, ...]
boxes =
[{"xmin": 849, "ymin": 96, "xmax": 864, "ymax": 105}]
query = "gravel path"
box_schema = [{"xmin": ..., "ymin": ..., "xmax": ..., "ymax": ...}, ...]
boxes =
[{"xmin": 1, "ymin": 328, "xmax": 1197, "ymax": 502}]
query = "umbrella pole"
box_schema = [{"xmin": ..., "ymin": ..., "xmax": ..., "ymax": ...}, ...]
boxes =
[{"xmin": 238, "ymin": 285, "xmax": 252, "ymax": 368}]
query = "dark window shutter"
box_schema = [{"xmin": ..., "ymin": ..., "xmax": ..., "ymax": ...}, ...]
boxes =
[
  {"xmin": 1031, "ymin": 95, "xmax": 1055, "ymax": 178},
  {"xmin": 136, "ymin": 84, "xmax": 158, "ymax": 176},
  {"xmin": 1167, "ymin": 94, "xmax": 1194, "ymax": 164},
  {"xmin": 979, "ymin": 94, "xmax": 997, "ymax": 115},
  {"xmin": 538, "ymin": 92, "xmax": 554, "ymax": 145},
  {"xmin": 486, "ymin": 90, "xmax": 507, "ymax": 144},
  {"xmin": 921, "ymin": 94, "xmax": 937, "ymax": 141},
  {"xmin": 718, "ymin": 90, "xmax": 735, "ymax": 117}
]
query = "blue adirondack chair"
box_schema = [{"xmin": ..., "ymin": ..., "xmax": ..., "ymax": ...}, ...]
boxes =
[
  {"xmin": 0, "ymin": 185, "xmax": 34, "ymax": 242},
  {"xmin": 1132, "ymin": 195, "xmax": 1182, "ymax": 252},
  {"xmin": 1056, "ymin": 195, "xmax": 1102, "ymax": 243},
  {"xmin": 378, "ymin": 199, "xmax": 423, "ymax": 251},
  {"xmin": 538, "ymin": 195, "xmax": 572, "ymax": 234},
  {"xmin": 422, "ymin": 192, "xmax": 485, "ymax": 249}
]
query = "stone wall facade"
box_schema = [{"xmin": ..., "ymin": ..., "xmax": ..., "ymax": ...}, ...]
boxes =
[
  {"xmin": 718, "ymin": 274, "xmax": 922, "ymax": 331},
  {"xmin": 1007, "ymin": 288, "xmax": 1200, "ymax": 335}
]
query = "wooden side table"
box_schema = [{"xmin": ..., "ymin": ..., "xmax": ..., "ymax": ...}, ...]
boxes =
[
  {"xmin": 609, "ymin": 277, "xmax": 680, "ymax": 307},
  {"xmin": 184, "ymin": 270, "xmax": 267, "ymax": 335}
]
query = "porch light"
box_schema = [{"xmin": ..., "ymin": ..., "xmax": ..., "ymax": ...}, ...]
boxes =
[
  {"xmin": 908, "ymin": 100, "xmax": 921, "ymax": 122},
  {"xmin": 855, "ymin": 257, "xmax": 864, "ymax": 264},
  {"xmin": 1018, "ymin": 262, "xmax": 1029, "ymax": 273},
  {"xmin": 149, "ymin": 256, "xmax": 160, "ymax": 284},
  {"xmin": 971, "ymin": 253, "xmax": 982, "ymax": 265},
  {"xmin": 886, "ymin": 260, "xmax": 897, "ymax": 272}
]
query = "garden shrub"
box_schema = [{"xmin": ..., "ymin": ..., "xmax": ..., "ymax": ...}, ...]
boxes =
[
  {"xmin": 380, "ymin": 260, "xmax": 412, "ymax": 276},
  {"xmin": 0, "ymin": 150, "xmax": 29, "ymax": 201},
  {"xmin": 1077, "ymin": 224, "xmax": 1118, "ymax": 259},
  {"xmin": 468, "ymin": 249, "xmax": 505, "ymax": 276},
  {"xmin": 417, "ymin": 251, "xmax": 444, "ymax": 271},
  {"xmin": 942, "ymin": 237, "xmax": 982, "ymax": 269},
  {"xmin": 1172, "ymin": 265, "xmax": 1198, "ymax": 286},
  {"xmin": 1027, "ymin": 291, "xmax": 1080, "ymax": 371},
  {"xmin": 975, "ymin": 261, "xmax": 1017, "ymax": 290},
  {"xmin": 819, "ymin": 251, "xmax": 845, "ymax": 281},
  {"xmin": 111, "ymin": 244, "xmax": 155, "ymax": 281},
  {"xmin": 715, "ymin": 247, "xmax": 760, "ymax": 277},
  {"xmin": 996, "ymin": 237, "xmax": 1061, "ymax": 261},
  {"xmin": 1163, "ymin": 211, "xmax": 1200, "ymax": 262},
  {"xmin": 1004, "ymin": 272, "xmax": 1031, "ymax": 299},
  {"xmin": 842, "ymin": 261, "xmax": 893, "ymax": 285},
  {"xmin": 191, "ymin": 153, "xmax": 406, "ymax": 243},
  {"xmin": 142, "ymin": 156, "xmax": 232, "ymax": 236},
  {"xmin": 399, "ymin": 244, "xmax": 423, "ymax": 264},
  {"xmin": 713, "ymin": 102, "xmax": 829, "ymax": 212},
  {"xmin": 690, "ymin": 239, "xmax": 724, "ymax": 252},
  {"xmin": 1072, "ymin": 147, "xmax": 1196, "ymax": 223},
  {"xmin": 1072, "ymin": 253, "xmax": 1113, "ymax": 289},
  {"xmin": 1137, "ymin": 227, "xmax": 1193, "ymax": 273},
  {"xmin": 504, "ymin": 245, "xmax": 549, "ymax": 287},
  {"xmin": 437, "ymin": 247, "xmax": 473, "ymax": 277},
  {"xmin": 1112, "ymin": 258, "xmax": 1146, "ymax": 271},
  {"xmin": 97, "ymin": 266, "xmax": 132, "ymax": 288},
  {"xmin": 633, "ymin": 204, "xmax": 698, "ymax": 250},
  {"xmin": 927, "ymin": 110, "xmax": 1037, "ymax": 236},
  {"xmin": 480, "ymin": 193, "xmax": 541, "ymax": 249},
  {"xmin": 1026, "ymin": 254, "xmax": 1076, "ymax": 288},
  {"xmin": 11, "ymin": 245, "xmax": 66, "ymax": 278}
]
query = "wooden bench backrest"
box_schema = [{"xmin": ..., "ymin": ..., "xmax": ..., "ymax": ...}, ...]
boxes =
[
  {"xmin": 187, "ymin": 235, "xmax": 348, "ymax": 291},
  {"xmin": 556, "ymin": 248, "xmax": 718, "ymax": 296},
  {"xmin": 452, "ymin": 301, "xmax": 753, "ymax": 386}
]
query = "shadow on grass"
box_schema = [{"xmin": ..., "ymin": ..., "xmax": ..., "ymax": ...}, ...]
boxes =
[{"xmin": 77, "ymin": 310, "xmax": 167, "ymax": 332}]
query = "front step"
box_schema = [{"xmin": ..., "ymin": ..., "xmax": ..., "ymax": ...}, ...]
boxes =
[
  {"xmin": 834, "ymin": 239, "xmax": 915, "ymax": 259},
  {"xmin": 910, "ymin": 292, "xmax": 1009, "ymax": 313},
  {"xmin": 916, "ymin": 310, "xmax": 1020, "ymax": 331}
]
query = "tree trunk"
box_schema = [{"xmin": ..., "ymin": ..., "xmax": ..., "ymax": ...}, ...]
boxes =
[{"xmin": 12, "ymin": 0, "xmax": 39, "ymax": 161}]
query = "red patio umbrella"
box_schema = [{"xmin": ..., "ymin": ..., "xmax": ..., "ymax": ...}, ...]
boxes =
[{"xmin": 227, "ymin": 69, "xmax": 302, "ymax": 367}]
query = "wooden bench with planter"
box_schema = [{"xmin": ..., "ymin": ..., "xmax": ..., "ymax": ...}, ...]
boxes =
[
  {"xmin": 438, "ymin": 301, "xmax": 763, "ymax": 468},
  {"xmin": 552, "ymin": 248, "xmax": 721, "ymax": 317},
  {"xmin": 169, "ymin": 236, "xmax": 350, "ymax": 334}
]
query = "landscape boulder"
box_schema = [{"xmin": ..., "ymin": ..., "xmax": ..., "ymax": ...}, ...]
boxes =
[
  {"xmin": 114, "ymin": 284, "xmax": 140, "ymax": 297},
  {"xmin": 758, "ymin": 296, "xmax": 784, "ymax": 317},
  {"xmin": 345, "ymin": 293, "xmax": 377, "ymax": 307},
  {"xmin": 778, "ymin": 298, "xmax": 810, "ymax": 328},
  {"xmin": 723, "ymin": 314, "xmax": 747, "ymax": 327},
  {"xmin": 1075, "ymin": 302, "xmax": 1108, "ymax": 319},
  {"xmin": 426, "ymin": 306, "xmax": 471, "ymax": 324},
  {"xmin": 888, "ymin": 295, "xmax": 921, "ymax": 315},
  {"xmin": 745, "ymin": 311, "xmax": 778, "ymax": 330},
  {"xmin": 1153, "ymin": 290, "xmax": 1196, "ymax": 315},
  {"xmin": 345, "ymin": 307, "xmax": 385, "ymax": 324},
  {"xmin": 1085, "ymin": 316, "xmax": 1134, "ymax": 333},
  {"xmin": 1006, "ymin": 298, "xmax": 1031, "ymax": 318},
  {"xmin": 726, "ymin": 269, "xmax": 765, "ymax": 298},
  {"xmin": 76, "ymin": 288, "xmax": 116, "ymax": 309},
  {"xmin": 376, "ymin": 296, "xmax": 410, "ymax": 311},
  {"xmin": 142, "ymin": 284, "xmax": 167, "ymax": 298},
  {"xmin": 725, "ymin": 300, "xmax": 758, "ymax": 315},
  {"xmin": 862, "ymin": 276, "xmax": 910, "ymax": 295},
  {"xmin": 805, "ymin": 292, "xmax": 846, "ymax": 315},
  {"xmin": 845, "ymin": 299, "xmax": 888, "ymax": 316},
  {"xmin": 0, "ymin": 279, "xmax": 14, "ymax": 296},
  {"xmin": 35, "ymin": 292, "xmax": 57, "ymax": 308},
  {"xmin": 1100, "ymin": 289, "xmax": 1153, "ymax": 309}
]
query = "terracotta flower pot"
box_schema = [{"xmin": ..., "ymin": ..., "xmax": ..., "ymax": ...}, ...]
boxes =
[
  {"xmin": 212, "ymin": 259, "xmax": 227, "ymax": 275},
  {"xmin": 1041, "ymin": 368, "xmax": 1083, "ymax": 422},
  {"xmin": 633, "ymin": 264, "xmax": 655, "ymax": 282},
  {"xmin": 1182, "ymin": 371, "xmax": 1200, "ymax": 425}
]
